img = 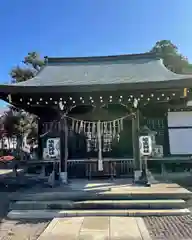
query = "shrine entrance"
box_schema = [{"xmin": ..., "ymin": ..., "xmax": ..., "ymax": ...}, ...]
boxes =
[
  {"xmin": 67, "ymin": 104, "xmax": 134, "ymax": 178},
  {"xmin": 84, "ymin": 118, "xmax": 133, "ymax": 159}
]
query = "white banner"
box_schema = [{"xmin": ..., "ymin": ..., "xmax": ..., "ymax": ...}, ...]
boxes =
[{"xmin": 46, "ymin": 138, "xmax": 60, "ymax": 158}]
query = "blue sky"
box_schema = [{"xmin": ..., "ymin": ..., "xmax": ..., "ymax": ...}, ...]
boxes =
[{"xmin": 0, "ymin": 0, "xmax": 192, "ymax": 107}]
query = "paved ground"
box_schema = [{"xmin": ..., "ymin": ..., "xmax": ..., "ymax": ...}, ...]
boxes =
[
  {"xmin": 0, "ymin": 175, "xmax": 192, "ymax": 239},
  {"xmin": 37, "ymin": 216, "xmax": 151, "ymax": 240}
]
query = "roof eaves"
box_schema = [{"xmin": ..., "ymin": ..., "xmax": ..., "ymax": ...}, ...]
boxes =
[{"xmin": 2, "ymin": 77, "xmax": 192, "ymax": 94}]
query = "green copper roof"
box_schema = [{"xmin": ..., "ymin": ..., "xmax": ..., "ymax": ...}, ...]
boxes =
[
  {"xmin": 14, "ymin": 53, "xmax": 192, "ymax": 87},
  {"xmin": 1, "ymin": 53, "xmax": 192, "ymax": 93}
]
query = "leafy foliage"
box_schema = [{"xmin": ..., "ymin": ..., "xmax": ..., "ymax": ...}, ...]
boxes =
[
  {"xmin": 10, "ymin": 52, "xmax": 45, "ymax": 83},
  {"xmin": 23, "ymin": 52, "xmax": 45, "ymax": 71},
  {"xmin": 150, "ymin": 40, "xmax": 190, "ymax": 74},
  {"xmin": 2, "ymin": 107, "xmax": 37, "ymax": 139},
  {"xmin": 10, "ymin": 66, "xmax": 35, "ymax": 83},
  {"xmin": 3, "ymin": 52, "xmax": 45, "ymax": 145}
]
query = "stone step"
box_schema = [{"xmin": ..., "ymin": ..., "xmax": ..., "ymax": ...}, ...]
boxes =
[
  {"xmin": 10, "ymin": 199, "xmax": 186, "ymax": 210},
  {"xmin": 10, "ymin": 191, "xmax": 192, "ymax": 201},
  {"xmin": 7, "ymin": 208, "xmax": 190, "ymax": 220}
]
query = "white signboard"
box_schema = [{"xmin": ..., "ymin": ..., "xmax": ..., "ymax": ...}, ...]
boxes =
[
  {"xmin": 46, "ymin": 138, "xmax": 60, "ymax": 158},
  {"xmin": 168, "ymin": 111, "xmax": 192, "ymax": 155},
  {"xmin": 169, "ymin": 128, "xmax": 192, "ymax": 155},
  {"xmin": 139, "ymin": 136, "xmax": 152, "ymax": 156},
  {"xmin": 168, "ymin": 111, "xmax": 192, "ymax": 127}
]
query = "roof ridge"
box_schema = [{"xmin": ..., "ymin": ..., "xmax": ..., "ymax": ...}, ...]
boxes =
[{"xmin": 46, "ymin": 52, "xmax": 160, "ymax": 64}]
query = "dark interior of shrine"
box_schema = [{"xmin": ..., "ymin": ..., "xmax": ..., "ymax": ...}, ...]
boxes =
[{"xmin": 39, "ymin": 102, "xmax": 171, "ymax": 161}]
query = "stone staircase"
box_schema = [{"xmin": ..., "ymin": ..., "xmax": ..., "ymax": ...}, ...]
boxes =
[{"xmin": 7, "ymin": 187, "xmax": 192, "ymax": 219}]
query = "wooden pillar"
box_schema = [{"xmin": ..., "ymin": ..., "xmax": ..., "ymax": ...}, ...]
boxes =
[
  {"xmin": 132, "ymin": 108, "xmax": 141, "ymax": 181},
  {"xmin": 64, "ymin": 117, "xmax": 68, "ymax": 173},
  {"xmin": 38, "ymin": 118, "xmax": 43, "ymax": 160},
  {"xmin": 59, "ymin": 116, "xmax": 68, "ymax": 183},
  {"xmin": 60, "ymin": 117, "xmax": 65, "ymax": 172}
]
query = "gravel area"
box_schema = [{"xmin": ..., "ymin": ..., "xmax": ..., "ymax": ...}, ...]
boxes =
[
  {"xmin": 143, "ymin": 176, "xmax": 192, "ymax": 240},
  {"xmin": 144, "ymin": 215, "xmax": 192, "ymax": 240}
]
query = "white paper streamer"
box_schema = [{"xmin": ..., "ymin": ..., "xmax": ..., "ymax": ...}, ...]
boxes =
[
  {"xmin": 117, "ymin": 119, "xmax": 121, "ymax": 133},
  {"xmin": 92, "ymin": 122, "xmax": 96, "ymax": 134},
  {"xmin": 75, "ymin": 120, "xmax": 79, "ymax": 133},
  {"xmin": 120, "ymin": 118, "xmax": 123, "ymax": 131},
  {"xmin": 79, "ymin": 121, "xmax": 83, "ymax": 133},
  {"xmin": 101, "ymin": 122, "xmax": 104, "ymax": 135},
  {"xmin": 113, "ymin": 120, "xmax": 116, "ymax": 138},
  {"xmin": 104, "ymin": 122, "xmax": 108, "ymax": 134},
  {"xmin": 97, "ymin": 121, "xmax": 103, "ymax": 171},
  {"xmin": 87, "ymin": 122, "xmax": 91, "ymax": 133},
  {"xmin": 109, "ymin": 121, "xmax": 112, "ymax": 135},
  {"xmin": 71, "ymin": 119, "xmax": 75, "ymax": 131},
  {"xmin": 8, "ymin": 94, "xmax": 12, "ymax": 103},
  {"xmin": 83, "ymin": 122, "xmax": 86, "ymax": 132},
  {"xmin": 40, "ymin": 113, "xmax": 131, "ymax": 139}
]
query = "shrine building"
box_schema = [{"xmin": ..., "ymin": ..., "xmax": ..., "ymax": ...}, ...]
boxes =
[{"xmin": 1, "ymin": 52, "xmax": 192, "ymax": 181}]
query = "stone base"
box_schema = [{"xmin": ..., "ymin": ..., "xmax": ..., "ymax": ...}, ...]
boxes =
[
  {"xmin": 39, "ymin": 165, "xmax": 46, "ymax": 178},
  {"xmin": 134, "ymin": 170, "xmax": 154, "ymax": 186},
  {"xmin": 60, "ymin": 172, "xmax": 68, "ymax": 184},
  {"xmin": 134, "ymin": 170, "xmax": 142, "ymax": 183},
  {"xmin": 98, "ymin": 160, "xmax": 103, "ymax": 171},
  {"xmin": 48, "ymin": 171, "xmax": 55, "ymax": 187},
  {"xmin": 146, "ymin": 171, "xmax": 158, "ymax": 184}
]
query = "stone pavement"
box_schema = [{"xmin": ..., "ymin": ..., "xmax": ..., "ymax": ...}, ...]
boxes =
[
  {"xmin": 37, "ymin": 216, "xmax": 152, "ymax": 240},
  {"xmin": 0, "ymin": 219, "xmax": 49, "ymax": 240}
]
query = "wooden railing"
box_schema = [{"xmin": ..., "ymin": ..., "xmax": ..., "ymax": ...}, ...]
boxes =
[
  {"xmin": 67, "ymin": 158, "xmax": 134, "ymax": 179},
  {"xmin": 23, "ymin": 157, "xmax": 192, "ymax": 179}
]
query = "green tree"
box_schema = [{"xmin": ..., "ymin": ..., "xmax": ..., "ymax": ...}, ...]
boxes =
[
  {"xmin": 10, "ymin": 52, "xmax": 45, "ymax": 83},
  {"xmin": 1, "ymin": 52, "xmax": 45, "ymax": 155},
  {"xmin": 9, "ymin": 51, "xmax": 44, "ymax": 140},
  {"xmin": 150, "ymin": 40, "xmax": 190, "ymax": 74},
  {"xmin": 1, "ymin": 106, "xmax": 38, "ymax": 156}
]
